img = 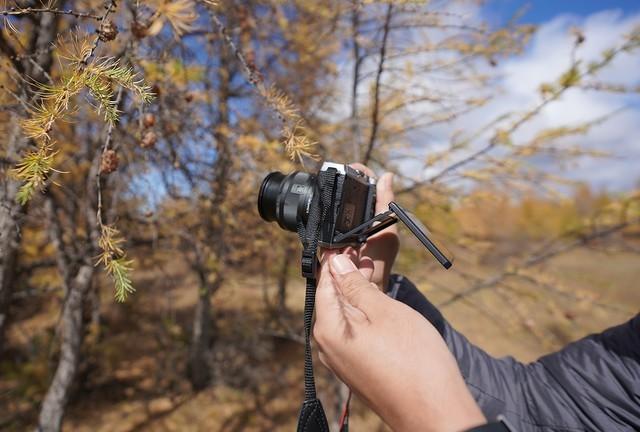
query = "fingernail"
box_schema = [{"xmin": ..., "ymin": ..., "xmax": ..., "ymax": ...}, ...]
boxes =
[{"xmin": 332, "ymin": 254, "xmax": 356, "ymax": 274}]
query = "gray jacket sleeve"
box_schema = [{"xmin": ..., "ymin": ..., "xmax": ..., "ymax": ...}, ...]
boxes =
[{"xmin": 390, "ymin": 274, "xmax": 640, "ymax": 432}]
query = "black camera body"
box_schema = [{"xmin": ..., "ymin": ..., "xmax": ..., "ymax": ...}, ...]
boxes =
[
  {"xmin": 321, "ymin": 163, "xmax": 377, "ymax": 247},
  {"xmin": 258, "ymin": 161, "xmax": 453, "ymax": 432},
  {"xmin": 258, "ymin": 162, "xmax": 377, "ymax": 248},
  {"xmin": 258, "ymin": 161, "xmax": 453, "ymax": 268}
]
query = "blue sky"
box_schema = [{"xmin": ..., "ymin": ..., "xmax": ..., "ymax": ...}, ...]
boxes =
[
  {"xmin": 379, "ymin": 1, "xmax": 640, "ymax": 192},
  {"xmin": 487, "ymin": 0, "xmax": 640, "ymax": 24},
  {"xmin": 485, "ymin": 1, "xmax": 640, "ymax": 191}
]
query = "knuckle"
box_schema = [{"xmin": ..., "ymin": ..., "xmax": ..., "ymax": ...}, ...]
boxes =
[{"xmin": 341, "ymin": 273, "xmax": 364, "ymax": 293}]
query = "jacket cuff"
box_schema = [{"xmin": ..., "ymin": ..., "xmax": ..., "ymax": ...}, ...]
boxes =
[{"xmin": 388, "ymin": 274, "xmax": 446, "ymax": 337}]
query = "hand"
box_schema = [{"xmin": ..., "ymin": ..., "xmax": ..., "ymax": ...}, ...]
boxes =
[
  {"xmin": 347, "ymin": 163, "xmax": 399, "ymax": 291},
  {"xmin": 314, "ymin": 252, "xmax": 486, "ymax": 432}
]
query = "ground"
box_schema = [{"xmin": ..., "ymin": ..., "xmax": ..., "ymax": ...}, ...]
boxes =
[{"xmin": 1, "ymin": 244, "xmax": 638, "ymax": 431}]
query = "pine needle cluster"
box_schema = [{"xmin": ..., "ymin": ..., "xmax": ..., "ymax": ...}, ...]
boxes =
[
  {"xmin": 147, "ymin": 0, "xmax": 198, "ymax": 37},
  {"xmin": 96, "ymin": 224, "xmax": 135, "ymax": 302},
  {"xmin": 14, "ymin": 33, "xmax": 154, "ymax": 302},
  {"xmin": 23, "ymin": 57, "xmax": 153, "ymax": 141},
  {"xmin": 259, "ymin": 84, "xmax": 319, "ymax": 164},
  {"xmin": 16, "ymin": 35, "xmax": 153, "ymax": 203},
  {"xmin": 11, "ymin": 143, "xmax": 63, "ymax": 205},
  {"xmin": 282, "ymin": 120, "xmax": 319, "ymax": 164},
  {"xmin": 202, "ymin": 2, "xmax": 319, "ymax": 165}
]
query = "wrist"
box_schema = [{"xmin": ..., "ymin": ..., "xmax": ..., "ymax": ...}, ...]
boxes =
[{"xmin": 383, "ymin": 382, "xmax": 486, "ymax": 432}]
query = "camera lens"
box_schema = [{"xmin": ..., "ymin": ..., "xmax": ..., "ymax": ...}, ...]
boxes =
[
  {"xmin": 258, "ymin": 172, "xmax": 285, "ymax": 222},
  {"xmin": 257, "ymin": 171, "xmax": 316, "ymax": 232}
]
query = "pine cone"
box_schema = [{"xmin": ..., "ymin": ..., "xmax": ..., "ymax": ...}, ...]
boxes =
[
  {"xmin": 100, "ymin": 150, "xmax": 119, "ymax": 174},
  {"xmin": 571, "ymin": 27, "xmax": 585, "ymax": 45},
  {"xmin": 163, "ymin": 123, "xmax": 178, "ymax": 135},
  {"xmin": 99, "ymin": 20, "xmax": 118, "ymax": 42},
  {"xmin": 143, "ymin": 113, "xmax": 156, "ymax": 128},
  {"xmin": 140, "ymin": 130, "xmax": 157, "ymax": 149},
  {"xmin": 131, "ymin": 20, "xmax": 149, "ymax": 39}
]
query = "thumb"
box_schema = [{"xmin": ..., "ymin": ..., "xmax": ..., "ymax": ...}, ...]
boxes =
[
  {"xmin": 330, "ymin": 254, "xmax": 384, "ymax": 313},
  {"xmin": 315, "ymin": 251, "xmax": 342, "ymax": 323}
]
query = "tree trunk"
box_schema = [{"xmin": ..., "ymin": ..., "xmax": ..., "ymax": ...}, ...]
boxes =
[
  {"xmin": 88, "ymin": 282, "xmax": 101, "ymax": 342},
  {"xmin": 36, "ymin": 263, "xmax": 94, "ymax": 432},
  {"xmin": 277, "ymin": 248, "xmax": 293, "ymax": 312},
  {"xmin": 0, "ymin": 1, "xmax": 59, "ymax": 354},
  {"xmin": 0, "ymin": 178, "xmax": 21, "ymax": 352},
  {"xmin": 37, "ymin": 132, "xmax": 100, "ymax": 432},
  {"xmin": 187, "ymin": 40, "xmax": 232, "ymax": 390},
  {"xmin": 0, "ymin": 117, "xmax": 27, "ymax": 352},
  {"xmin": 188, "ymin": 271, "xmax": 215, "ymax": 391}
]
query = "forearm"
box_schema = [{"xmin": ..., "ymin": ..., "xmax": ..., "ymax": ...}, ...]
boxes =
[
  {"xmin": 390, "ymin": 275, "xmax": 526, "ymax": 422},
  {"xmin": 392, "ymin": 274, "xmax": 640, "ymax": 432}
]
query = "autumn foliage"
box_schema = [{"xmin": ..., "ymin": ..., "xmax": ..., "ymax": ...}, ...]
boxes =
[{"xmin": 0, "ymin": 1, "xmax": 639, "ymax": 431}]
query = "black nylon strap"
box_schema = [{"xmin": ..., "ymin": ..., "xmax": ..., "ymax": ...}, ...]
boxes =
[
  {"xmin": 296, "ymin": 170, "xmax": 336, "ymax": 431},
  {"xmin": 301, "ymin": 275, "xmax": 318, "ymax": 400},
  {"xmin": 297, "ymin": 169, "xmax": 336, "ymax": 400}
]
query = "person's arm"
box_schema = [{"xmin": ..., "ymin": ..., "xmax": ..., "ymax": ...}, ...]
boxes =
[
  {"xmin": 314, "ymin": 253, "xmax": 487, "ymax": 432},
  {"xmin": 392, "ymin": 274, "xmax": 640, "ymax": 432}
]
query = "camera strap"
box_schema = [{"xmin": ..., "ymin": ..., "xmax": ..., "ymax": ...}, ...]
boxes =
[{"xmin": 295, "ymin": 170, "xmax": 336, "ymax": 432}]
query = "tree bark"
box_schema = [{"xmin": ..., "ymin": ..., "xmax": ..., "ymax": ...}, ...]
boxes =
[
  {"xmin": 188, "ymin": 268, "xmax": 216, "ymax": 391},
  {"xmin": 277, "ymin": 248, "xmax": 293, "ymax": 312},
  {"xmin": 0, "ymin": 176, "xmax": 22, "ymax": 352},
  {"xmin": 37, "ymin": 134, "xmax": 100, "ymax": 432},
  {"xmin": 27, "ymin": 0, "xmax": 60, "ymax": 83},
  {"xmin": 187, "ymin": 40, "xmax": 232, "ymax": 391},
  {"xmin": 0, "ymin": 116, "xmax": 27, "ymax": 352},
  {"xmin": 0, "ymin": 1, "xmax": 60, "ymax": 354},
  {"xmin": 36, "ymin": 263, "xmax": 94, "ymax": 432},
  {"xmin": 362, "ymin": 3, "xmax": 393, "ymax": 165},
  {"xmin": 350, "ymin": 0, "xmax": 363, "ymax": 161}
]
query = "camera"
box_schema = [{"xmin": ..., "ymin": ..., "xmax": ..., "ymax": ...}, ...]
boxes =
[
  {"xmin": 258, "ymin": 162, "xmax": 377, "ymax": 248},
  {"xmin": 258, "ymin": 161, "xmax": 453, "ymax": 268},
  {"xmin": 258, "ymin": 161, "xmax": 453, "ymax": 431}
]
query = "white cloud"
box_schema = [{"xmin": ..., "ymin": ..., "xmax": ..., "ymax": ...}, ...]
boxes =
[
  {"xmin": 493, "ymin": 9, "xmax": 640, "ymax": 190},
  {"xmin": 339, "ymin": 6, "xmax": 640, "ymax": 191}
]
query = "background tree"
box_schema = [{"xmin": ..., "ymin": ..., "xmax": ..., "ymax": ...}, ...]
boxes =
[{"xmin": 0, "ymin": 1, "xmax": 638, "ymax": 431}]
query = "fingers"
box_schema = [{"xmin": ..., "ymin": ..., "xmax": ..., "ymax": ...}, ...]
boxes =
[
  {"xmin": 343, "ymin": 247, "xmax": 360, "ymax": 268},
  {"xmin": 357, "ymin": 255, "xmax": 375, "ymax": 282},
  {"xmin": 315, "ymin": 254, "xmax": 369, "ymax": 360},
  {"xmin": 344, "ymin": 247, "xmax": 374, "ymax": 281},
  {"xmin": 349, "ymin": 163, "xmax": 376, "ymax": 178},
  {"xmin": 319, "ymin": 247, "xmax": 345, "ymax": 263},
  {"xmin": 330, "ymin": 254, "xmax": 385, "ymax": 313},
  {"xmin": 375, "ymin": 172, "xmax": 395, "ymax": 215},
  {"xmin": 347, "ymin": 163, "xmax": 395, "ymax": 215}
]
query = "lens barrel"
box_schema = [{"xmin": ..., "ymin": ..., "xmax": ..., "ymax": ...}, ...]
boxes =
[
  {"xmin": 257, "ymin": 171, "xmax": 316, "ymax": 232},
  {"xmin": 258, "ymin": 172, "xmax": 285, "ymax": 222}
]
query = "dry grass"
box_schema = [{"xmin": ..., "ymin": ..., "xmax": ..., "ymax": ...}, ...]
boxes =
[{"xmin": 1, "ymin": 245, "xmax": 638, "ymax": 431}]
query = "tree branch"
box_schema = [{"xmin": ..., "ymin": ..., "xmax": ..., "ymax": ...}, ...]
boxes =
[
  {"xmin": 439, "ymin": 218, "xmax": 640, "ymax": 307},
  {"xmin": 0, "ymin": 32, "xmax": 24, "ymax": 75},
  {"xmin": 1, "ymin": 7, "xmax": 101, "ymax": 19},
  {"xmin": 350, "ymin": 0, "xmax": 363, "ymax": 161},
  {"xmin": 363, "ymin": 2, "xmax": 392, "ymax": 165}
]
